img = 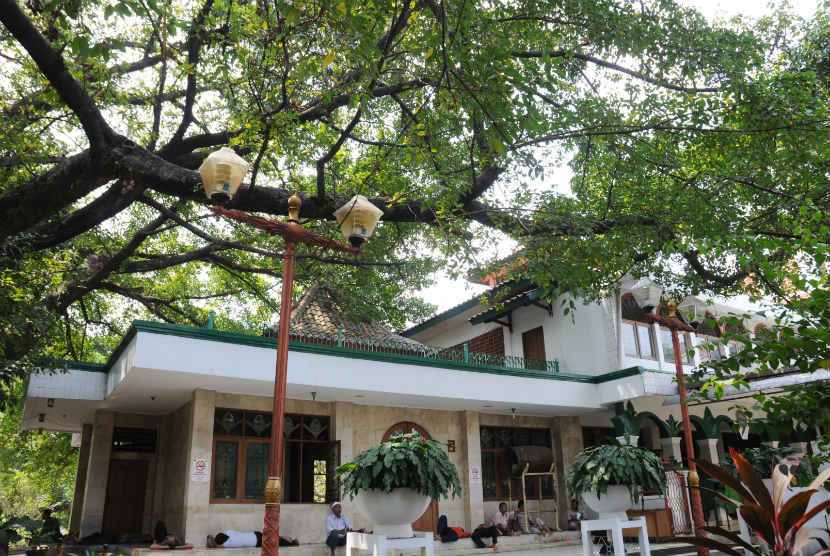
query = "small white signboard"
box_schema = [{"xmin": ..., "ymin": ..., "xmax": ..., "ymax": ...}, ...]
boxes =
[
  {"xmin": 191, "ymin": 457, "xmax": 210, "ymax": 481},
  {"xmin": 470, "ymin": 465, "xmax": 482, "ymax": 484}
]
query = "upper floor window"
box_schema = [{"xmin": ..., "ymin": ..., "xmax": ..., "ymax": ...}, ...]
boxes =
[
  {"xmin": 622, "ymin": 320, "xmax": 656, "ymax": 360},
  {"xmin": 659, "ymin": 327, "xmax": 693, "ymax": 364},
  {"xmin": 696, "ymin": 335, "xmax": 723, "ymax": 362}
]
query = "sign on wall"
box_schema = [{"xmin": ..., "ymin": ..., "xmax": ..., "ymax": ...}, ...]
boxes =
[
  {"xmin": 470, "ymin": 465, "xmax": 481, "ymax": 484},
  {"xmin": 191, "ymin": 457, "xmax": 210, "ymax": 481}
]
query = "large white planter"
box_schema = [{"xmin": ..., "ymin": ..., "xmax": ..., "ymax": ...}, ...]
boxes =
[
  {"xmin": 582, "ymin": 485, "xmax": 634, "ymax": 520},
  {"xmin": 353, "ymin": 488, "xmax": 431, "ymax": 538},
  {"xmin": 616, "ymin": 435, "xmax": 639, "ymax": 446}
]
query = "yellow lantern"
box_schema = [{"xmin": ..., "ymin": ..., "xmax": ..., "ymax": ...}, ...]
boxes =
[
  {"xmin": 333, "ymin": 195, "xmax": 383, "ymax": 247},
  {"xmin": 198, "ymin": 147, "xmax": 249, "ymax": 201}
]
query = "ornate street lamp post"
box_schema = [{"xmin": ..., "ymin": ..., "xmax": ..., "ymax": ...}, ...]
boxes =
[
  {"xmin": 200, "ymin": 148, "xmax": 383, "ymax": 555},
  {"xmin": 648, "ymin": 300, "xmax": 708, "ymax": 556}
]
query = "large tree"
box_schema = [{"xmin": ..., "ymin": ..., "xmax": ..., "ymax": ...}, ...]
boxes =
[{"xmin": 0, "ymin": 0, "xmax": 827, "ymax": 376}]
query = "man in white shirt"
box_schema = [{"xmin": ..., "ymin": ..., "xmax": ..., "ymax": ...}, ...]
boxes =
[{"xmin": 325, "ymin": 501, "xmax": 366, "ymax": 555}]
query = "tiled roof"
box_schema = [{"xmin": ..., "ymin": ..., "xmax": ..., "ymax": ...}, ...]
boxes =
[{"xmin": 268, "ymin": 284, "xmax": 422, "ymax": 345}]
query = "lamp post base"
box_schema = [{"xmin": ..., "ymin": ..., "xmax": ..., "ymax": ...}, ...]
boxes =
[{"xmin": 262, "ymin": 503, "xmax": 281, "ymax": 556}]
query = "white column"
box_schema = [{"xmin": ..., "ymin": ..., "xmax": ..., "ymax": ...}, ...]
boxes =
[
  {"xmin": 461, "ymin": 411, "xmax": 484, "ymax": 531},
  {"xmin": 79, "ymin": 410, "xmax": 114, "ymax": 537},
  {"xmin": 661, "ymin": 437, "xmax": 683, "ymax": 464},
  {"xmin": 334, "ymin": 402, "xmax": 355, "ymax": 463},
  {"xmin": 553, "ymin": 416, "xmax": 584, "ymax": 529},
  {"xmin": 697, "ymin": 438, "xmax": 727, "ymax": 524},
  {"xmin": 69, "ymin": 423, "xmax": 93, "ymax": 535},
  {"xmin": 181, "ymin": 389, "xmax": 215, "ymax": 547}
]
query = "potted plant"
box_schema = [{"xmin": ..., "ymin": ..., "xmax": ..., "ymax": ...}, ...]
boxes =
[
  {"xmin": 336, "ymin": 433, "xmax": 462, "ymax": 538},
  {"xmin": 611, "ymin": 402, "xmax": 644, "ymax": 445},
  {"xmin": 567, "ymin": 443, "xmax": 666, "ymax": 520}
]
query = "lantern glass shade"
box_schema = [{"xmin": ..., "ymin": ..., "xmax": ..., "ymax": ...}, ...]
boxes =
[
  {"xmin": 333, "ymin": 195, "xmax": 383, "ymax": 247},
  {"xmin": 199, "ymin": 147, "xmax": 249, "ymax": 200}
]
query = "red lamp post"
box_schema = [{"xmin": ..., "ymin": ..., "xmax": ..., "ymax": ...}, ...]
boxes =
[
  {"xmin": 648, "ymin": 300, "xmax": 708, "ymax": 556},
  {"xmin": 212, "ymin": 194, "xmax": 371, "ymax": 556}
]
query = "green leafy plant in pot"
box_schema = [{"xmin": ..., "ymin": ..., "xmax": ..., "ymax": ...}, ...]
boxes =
[
  {"xmin": 336, "ymin": 433, "xmax": 461, "ymax": 538},
  {"xmin": 567, "ymin": 443, "xmax": 666, "ymax": 519}
]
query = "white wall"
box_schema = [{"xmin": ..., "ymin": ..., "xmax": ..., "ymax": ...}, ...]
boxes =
[{"xmin": 412, "ymin": 292, "xmax": 620, "ymax": 376}]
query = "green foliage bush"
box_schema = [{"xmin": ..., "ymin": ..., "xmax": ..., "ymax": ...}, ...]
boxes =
[
  {"xmin": 336, "ymin": 434, "xmax": 461, "ymax": 501},
  {"xmin": 566, "ymin": 443, "xmax": 666, "ymax": 502}
]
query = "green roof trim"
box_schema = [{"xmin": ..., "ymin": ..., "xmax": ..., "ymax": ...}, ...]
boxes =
[
  {"xmin": 55, "ymin": 321, "xmax": 665, "ymax": 388},
  {"xmin": 469, "ymin": 288, "xmax": 544, "ymax": 325},
  {"xmin": 57, "ymin": 360, "xmax": 108, "ymax": 373},
  {"xmin": 400, "ymin": 295, "xmax": 485, "ymax": 337},
  {"xmin": 401, "ymin": 279, "xmax": 535, "ymax": 337}
]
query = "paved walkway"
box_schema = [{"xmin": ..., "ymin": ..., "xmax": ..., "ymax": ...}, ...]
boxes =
[{"xmin": 130, "ymin": 537, "xmax": 704, "ymax": 556}]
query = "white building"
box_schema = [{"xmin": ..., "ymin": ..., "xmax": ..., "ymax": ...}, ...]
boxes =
[{"xmin": 22, "ymin": 279, "xmax": 819, "ymax": 545}]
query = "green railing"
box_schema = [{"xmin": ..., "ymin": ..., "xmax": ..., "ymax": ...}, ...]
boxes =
[{"xmin": 278, "ymin": 328, "xmax": 561, "ymax": 374}]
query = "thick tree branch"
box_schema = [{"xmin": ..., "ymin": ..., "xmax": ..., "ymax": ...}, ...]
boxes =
[{"xmin": 0, "ymin": 0, "xmax": 115, "ymax": 147}]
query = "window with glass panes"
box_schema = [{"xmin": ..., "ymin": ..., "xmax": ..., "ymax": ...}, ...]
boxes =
[
  {"xmin": 659, "ymin": 327, "xmax": 693, "ymax": 364},
  {"xmin": 696, "ymin": 335, "xmax": 722, "ymax": 362},
  {"xmin": 211, "ymin": 409, "xmax": 339, "ymax": 503},
  {"xmin": 621, "ymin": 320, "xmax": 656, "ymax": 360},
  {"xmin": 479, "ymin": 426, "xmax": 553, "ymax": 501}
]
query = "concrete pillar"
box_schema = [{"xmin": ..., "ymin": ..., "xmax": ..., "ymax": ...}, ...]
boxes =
[
  {"xmin": 334, "ymin": 402, "xmax": 355, "ymax": 464},
  {"xmin": 69, "ymin": 424, "xmax": 93, "ymax": 535},
  {"xmin": 552, "ymin": 416, "xmax": 583, "ymax": 529},
  {"xmin": 460, "ymin": 411, "xmax": 484, "ymax": 531},
  {"xmin": 697, "ymin": 438, "xmax": 720, "ymax": 465},
  {"xmin": 181, "ymin": 389, "xmax": 216, "ymax": 547},
  {"xmin": 697, "ymin": 438, "xmax": 727, "ymax": 524},
  {"xmin": 79, "ymin": 411, "xmax": 115, "ymax": 537},
  {"xmin": 661, "ymin": 437, "xmax": 683, "ymax": 464}
]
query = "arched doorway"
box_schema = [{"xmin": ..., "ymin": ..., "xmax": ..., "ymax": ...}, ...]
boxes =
[{"xmin": 383, "ymin": 422, "xmax": 439, "ymax": 533}]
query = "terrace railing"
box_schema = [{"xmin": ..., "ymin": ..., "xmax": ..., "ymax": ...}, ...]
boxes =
[{"xmin": 270, "ymin": 327, "xmax": 561, "ymax": 374}]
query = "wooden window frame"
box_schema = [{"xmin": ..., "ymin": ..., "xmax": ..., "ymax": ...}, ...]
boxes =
[
  {"xmin": 210, "ymin": 436, "xmax": 269, "ymax": 504},
  {"xmin": 210, "ymin": 410, "xmax": 334, "ymax": 504},
  {"xmin": 622, "ymin": 319, "xmax": 657, "ymax": 360},
  {"xmin": 695, "ymin": 334, "xmax": 722, "ymax": 362},
  {"xmin": 480, "ymin": 426, "xmax": 553, "ymax": 502},
  {"xmin": 284, "ymin": 413, "xmax": 334, "ymax": 504}
]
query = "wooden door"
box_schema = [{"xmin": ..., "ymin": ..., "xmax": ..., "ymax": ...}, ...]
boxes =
[
  {"xmin": 102, "ymin": 459, "xmax": 148, "ymax": 537},
  {"xmin": 522, "ymin": 327, "xmax": 547, "ymax": 370},
  {"xmin": 383, "ymin": 422, "xmax": 440, "ymax": 533}
]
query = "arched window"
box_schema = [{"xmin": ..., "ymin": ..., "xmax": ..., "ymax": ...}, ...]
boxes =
[{"xmin": 383, "ymin": 422, "xmax": 431, "ymax": 441}]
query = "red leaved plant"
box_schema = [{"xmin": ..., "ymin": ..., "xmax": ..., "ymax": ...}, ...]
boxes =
[{"xmin": 675, "ymin": 447, "xmax": 830, "ymax": 556}]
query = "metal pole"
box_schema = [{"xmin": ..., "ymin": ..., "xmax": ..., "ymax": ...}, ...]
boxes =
[
  {"xmin": 671, "ymin": 326, "xmax": 709, "ymax": 556},
  {"xmin": 262, "ymin": 240, "xmax": 296, "ymax": 556}
]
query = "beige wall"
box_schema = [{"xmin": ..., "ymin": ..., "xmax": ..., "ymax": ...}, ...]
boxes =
[
  {"xmin": 89, "ymin": 391, "xmax": 586, "ymax": 545},
  {"xmin": 69, "ymin": 424, "xmax": 93, "ymax": 534},
  {"xmin": 158, "ymin": 400, "xmax": 194, "ymax": 536}
]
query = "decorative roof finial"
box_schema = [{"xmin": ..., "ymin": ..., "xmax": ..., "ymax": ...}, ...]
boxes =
[
  {"xmin": 287, "ymin": 191, "xmax": 302, "ymax": 223},
  {"xmin": 667, "ymin": 299, "xmax": 677, "ymax": 317}
]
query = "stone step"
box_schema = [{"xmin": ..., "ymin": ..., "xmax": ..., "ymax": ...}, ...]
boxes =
[{"xmin": 131, "ymin": 531, "xmax": 581, "ymax": 556}]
